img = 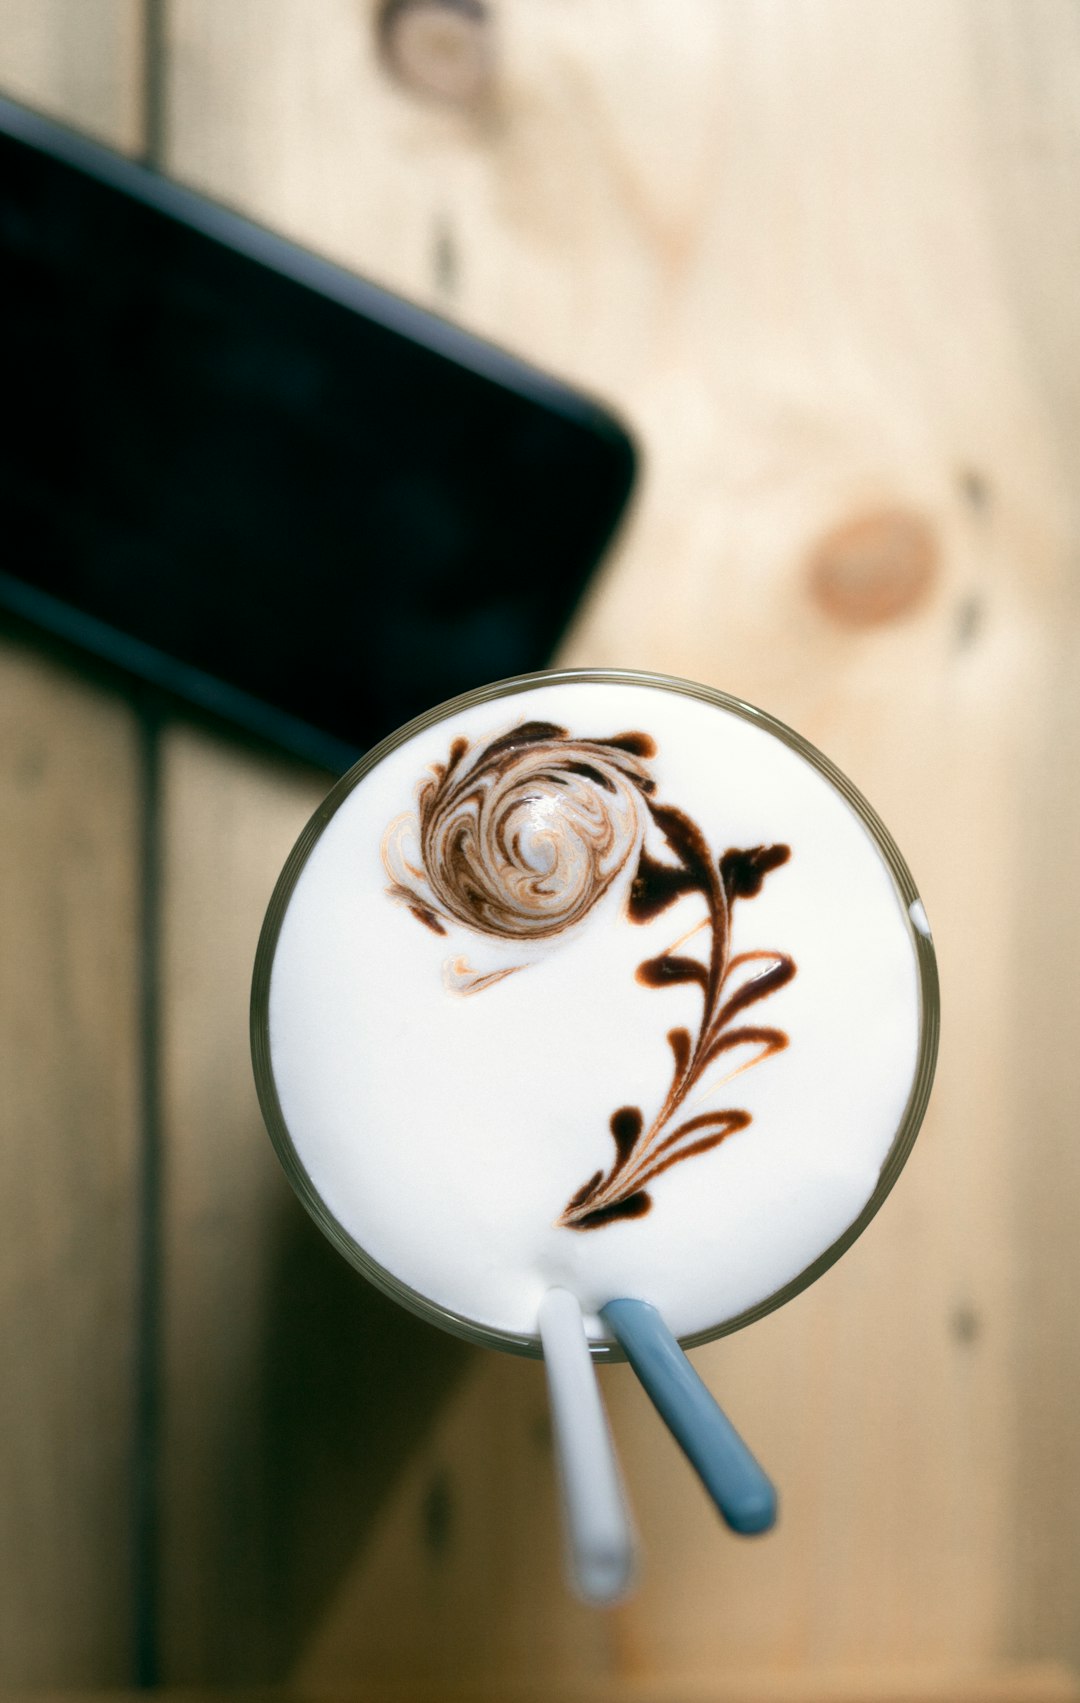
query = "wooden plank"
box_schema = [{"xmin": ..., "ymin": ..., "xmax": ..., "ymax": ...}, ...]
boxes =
[
  {"xmin": 157, "ymin": 0, "xmax": 1080, "ymax": 1691},
  {"xmin": 959, "ymin": 5, "xmax": 1080, "ymax": 1667},
  {"xmin": 299, "ymin": 1352, "xmax": 614, "ymax": 1688},
  {"xmin": 0, "ymin": 643, "xmax": 141, "ymax": 1685},
  {"xmin": 0, "ymin": 0, "xmax": 144, "ymax": 149},
  {"xmin": 0, "ymin": 2, "xmax": 146, "ymax": 1687},
  {"xmin": 155, "ymin": 730, "xmax": 477, "ymax": 1681},
  {"xmin": 557, "ymin": 2, "xmax": 1075, "ymax": 1678},
  {"xmin": 155, "ymin": 730, "xmax": 325, "ymax": 1681},
  {"xmin": 7, "ymin": 1668, "xmax": 1080, "ymax": 1703}
]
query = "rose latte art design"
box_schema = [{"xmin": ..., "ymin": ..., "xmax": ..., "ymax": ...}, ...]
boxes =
[
  {"xmin": 382, "ymin": 719, "xmax": 796, "ymax": 1230},
  {"xmin": 383, "ymin": 721, "xmax": 655, "ymax": 951}
]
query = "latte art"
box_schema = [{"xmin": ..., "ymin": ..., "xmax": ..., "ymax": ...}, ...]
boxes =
[
  {"xmin": 384, "ymin": 716, "xmax": 796, "ymax": 1231},
  {"xmin": 383, "ymin": 721, "xmax": 656, "ymax": 943}
]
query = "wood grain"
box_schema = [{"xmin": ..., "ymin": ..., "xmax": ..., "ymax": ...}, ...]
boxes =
[
  {"xmin": 0, "ymin": 0, "xmax": 144, "ymax": 149},
  {"xmin": 155, "ymin": 731, "xmax": 476, "ymax": 1682},
  {"xmin": 0, "ymin": 644, "xmax": 141, "ymax": 1686},
  {"xmin": 299, "ymin": 1352, "xmax": 616, "ymax": 1688},
  {"xmin": 7, "ymin": 1672, "xmax": 1080, "ymax": 1703},
  {"xmin": 0, "ymin": 2, "xmax": 146, "ymax": 1686},
  {"xmin": 156, "ymin": 731, "xmax": 328, "ymax": 1681},
  {"xmin": 963, "ymin": 3, "xmax": 1080, "ymax": 1665}
]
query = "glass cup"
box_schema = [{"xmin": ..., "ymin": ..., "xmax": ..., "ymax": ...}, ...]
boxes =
[{"xmin": 251, "ymin": 667, "xmax": 939, "ymax": 1360}]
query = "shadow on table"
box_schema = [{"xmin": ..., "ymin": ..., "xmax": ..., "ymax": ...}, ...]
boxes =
[{"xmin": 183, "ymin": 1187, "xmax": 472, "ymax": 1681}]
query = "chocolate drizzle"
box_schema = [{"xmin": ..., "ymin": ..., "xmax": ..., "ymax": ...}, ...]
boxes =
[
  {"xmin": 382, "ymin": 722, "xmax": 655, "ymax": 960},
  {"xmin": 383, "ymin": 716, "xmax": 796, "ymax": 1230},
  {"xmin": 558, "ymin": 809, "xmax": 794, "ymax": 1230}
]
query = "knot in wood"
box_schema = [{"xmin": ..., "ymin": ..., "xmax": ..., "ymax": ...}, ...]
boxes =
[
  {"xmin": 807, "ymin": 507, "xmax": 938, "ymax": 628},
  {"xmin": 377, "ymin": 0, "xmax": 493, "ymax": 107}
]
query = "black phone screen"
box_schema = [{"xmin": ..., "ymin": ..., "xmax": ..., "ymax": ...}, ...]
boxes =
[{"xmin": 0, "ymin": 99, "xmax": 636, "ymax": 770}]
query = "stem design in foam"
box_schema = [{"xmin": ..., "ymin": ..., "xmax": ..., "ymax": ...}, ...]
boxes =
[{"xmin": 382, "ymin": 719, "xmax": 795, "ymax": 1231}]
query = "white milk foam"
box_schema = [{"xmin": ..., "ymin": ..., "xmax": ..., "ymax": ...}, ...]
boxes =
[{"xmin": 267, "ymin": 679, "xmax": 925, "ymax": 1345}]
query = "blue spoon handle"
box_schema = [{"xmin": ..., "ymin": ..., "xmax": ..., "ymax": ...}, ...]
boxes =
[{"xmin": 601, "ymin": 1298, "xmax": 777, "ymax": 1535}]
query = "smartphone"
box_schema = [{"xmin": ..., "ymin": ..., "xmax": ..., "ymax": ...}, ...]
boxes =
[{"xmin": 0, "ymin": 97, "xmax": 636, "ymax": 773}]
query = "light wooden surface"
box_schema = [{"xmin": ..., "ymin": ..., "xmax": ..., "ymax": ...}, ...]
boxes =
[
  {"xmin": 7, "ymin": 1674, "xmax": 1080, "ymax": 1703},
  {"xmin": 0, "ymin": 647, "xmax": 141, "ymax": 1686},
  {"xmin": 0, "ymin": 2, "xmax": 145, "ymax": 1687},
  {"xmin": 0, "ymin": 0, "xmax": 144, "ymax": 148},
  {"xmin": 2, "ymin": 0, "xmax": 1080, "ymax": 1696}
]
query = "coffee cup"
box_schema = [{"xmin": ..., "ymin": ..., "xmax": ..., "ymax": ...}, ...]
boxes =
[{"xmin": 252, "ymin": 668, "xmax": 937, "ymax": 1358}]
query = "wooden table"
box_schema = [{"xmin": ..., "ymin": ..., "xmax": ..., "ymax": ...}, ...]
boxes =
[{"xmin": 2, "ymin": 3, "xmax": 1080, "ymax": 1699}]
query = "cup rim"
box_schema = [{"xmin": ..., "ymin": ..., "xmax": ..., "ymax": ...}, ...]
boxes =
[{"xmin": 251, "ymin": 665, "xmax": 940, "ymax": 1361}]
